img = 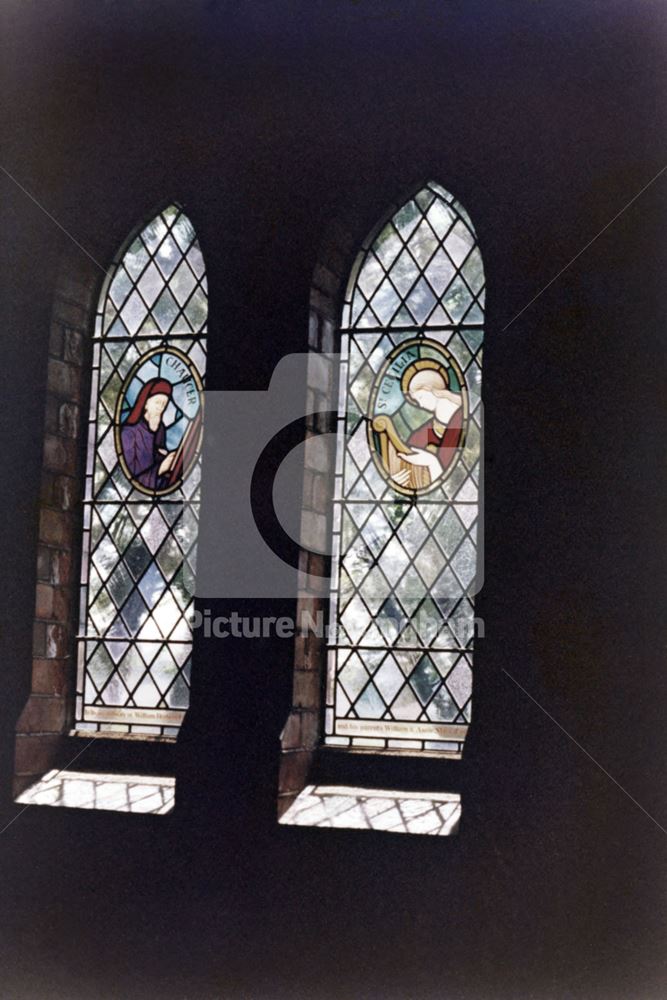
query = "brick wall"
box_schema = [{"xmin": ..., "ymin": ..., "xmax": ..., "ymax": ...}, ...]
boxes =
[
  {"xmin": 14, "ymin": 251, "xmax": 99, "ymax": 796},
  {"xmin": 276, "ymin": 221, "xmax": 356, "ymax": 819}
]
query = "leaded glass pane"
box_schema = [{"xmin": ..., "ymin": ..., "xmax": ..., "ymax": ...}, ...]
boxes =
[
  {"xmin": 76, "ymin": 205, "xmax": 207, "ymax": 736},
  {"xmin": 327, "ymin": 183, "xmax": 483, "ymax": 755},
  {"xmin": 347, "ymin": 186, "xmax": 483, "ymax": 332}
]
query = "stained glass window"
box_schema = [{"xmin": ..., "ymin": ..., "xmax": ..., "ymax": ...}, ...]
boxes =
[
  {"xmin": 325, "ymin": 181, "xmax": 483, "ymax": 756},
  {"xmin": 75, "ymin": 205, "xmax": 207, "ymax": 736}
]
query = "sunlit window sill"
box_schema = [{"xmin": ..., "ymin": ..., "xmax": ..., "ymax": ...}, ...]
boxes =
[
  {"xmin": 279, "ymin": 784, "xmax": 461, "ymax": 836},
  {"xmin": 15, "ymin": 769, "xmax": 175, "ymax": 815}
]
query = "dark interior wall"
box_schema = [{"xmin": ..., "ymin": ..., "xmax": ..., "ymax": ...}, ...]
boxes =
[{"xmin": 0, "ymin": 2, "xmax": 665, "ymax": 998}]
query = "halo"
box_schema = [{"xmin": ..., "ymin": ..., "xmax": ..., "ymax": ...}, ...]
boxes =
[{"xmin": 400, "ymin": 358, "xmax": 449, "ymax": 395}]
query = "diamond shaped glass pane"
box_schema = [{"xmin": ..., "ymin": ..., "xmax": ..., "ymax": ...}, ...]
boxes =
[
  {"xmin": 149, "ymin": 647, "xmax": 179, "ymax": 695},
  {"xmin": 393, "ymin": 201, "xmax": 421, "ymax": 240},
  {"xmin": 132, "ymin": 673, "xmax": 161, "ymax": 708},
  {"xmin": 424, "ymin": 248, "xmax": 456, "ymax": 296},
  {"xmin": 109, "ymin": 268, "xmax": 132, "ymax": 308},
  {"xmin": 391, "ymin": 685, "xmax": 422, "ymax": 720},
  {"xmin": 446, "ymin": 658, "xmax": 472, "ymax": 708},
  {"xmin": 414, "ymin": 536, "xmax": 446, "ymax": 588},
  {"xmin": 340, "ymin": 594, "xmax": 372, "ymax": 644},
  {"xmin": 407, "ymin": 219, "xmax": 439, "ymax": 267},
  {"xmin": 118, "ymin": 646, "xmax": 147, "ymax": 692},
  {"xmin": 87, "ymin": 644, "xmax": 115, "ymax": 691},
  {"xmin": 443, "ymin": 276, "xmax": 473, "ymax": 323},
  {"xmin": 172, "ymin": 214, "xmax": 195, "ymax": 251},
  {"xmin": 373, "ymin": 226, "xmax": 403, "ymax": 269},
  {"xmin": 426, "ymin": 198, "xmax": 457, "ymax": 238},
  {"xmin": 370, "ymin": 278, "xmax": 401, "ymax": 325},
  {"xmin": 357, "ymin": 254, "xmax": 384, "ymax": 299},
  {"xmin": 410, "ymin": 656, "xmax": 442, "ymax": 705},
  {"xmin": 137, "ymin": 562, "xmax": 167, "ymax": 609},
  {"xmin": 140, "ymin": 508, "xmax": 170, "ymax": 554},
  {"xmin": 405, "ymin": 277, "xmax": 437, "ymax": 324},
  {"xmin": 123, "ymin": 238, "xmax": 150, "ymax": 280},
  {"xmin": 461, "ymin": 247, "xmax": 485, "ymax": 294},
  {"xmin": 425, "ymin": 688, "xmax": 458, "ymax": 722},
  {"xmin": 449, "ymin": 537, "xmax": 477, "ymax": 590},
  {"xmin": 354, "ymin": 682, "xmax": 386, "ymax": 719},
  {"xmin": 165, "ymin": 673, "xmax": 190, "ymax": 709},
  {"xmin": 154, "ymin": 234, "xmax": 181, "ymax": 277},
  {"xmin": 137, "ymin": 262, "xmax": 165, "ymax": 307},
  {"xmin": 170, "ymin": 260, "xmax": 197, "ymax": 306},
  {"xmin": 120, "ymin": 290, "xmax": 148, "ymax": 335},
  {"xmin": 339, "ymin": 653, "xmax": 370, "ymax": 702},
  {"xmin": 106, "ymin": 562, "xmax": 134, "ymax": 609},
  {"xmin": 388, "ymin": 248, "xmax": 420, "ymax": 297},
  {"xmin": 444, "ymin": 219, "xmax": 474, "ymax": 266},
  {"xmin": 153, "ymin": 287, "xmax": 179, "ymax": 333},
  {"xmin": 373, "ymin": 656, "xmax": 404, "ymax": 704},
  {"xmin": 378, "ymin": 536, "xmax": 410, "ymax": 580},
  {"xmin": 183, "ymin": 286, "xmax": 208, "ymax": 330}
]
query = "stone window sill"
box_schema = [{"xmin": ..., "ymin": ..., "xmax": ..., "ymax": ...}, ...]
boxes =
[
  {"xmin": 279, "ymin": 784, "xmax": 461, "ymax": 836},
  {"xmin": 15, "ymin": 769, "xmax": 175, "ymax": 816}
]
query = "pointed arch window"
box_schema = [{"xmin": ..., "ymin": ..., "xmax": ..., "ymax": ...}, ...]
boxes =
[
  {"xmin": 75, "ymin": 205, "xmax": 208, "ymax": 737},
  {"xmin": 325, "ymin": 181, "xmax": 483, "ymax": 757}
]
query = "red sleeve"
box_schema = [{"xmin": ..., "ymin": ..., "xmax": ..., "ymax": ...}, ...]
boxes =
[{"xmin": 436, "ymin": 407, "xmax": 463, "ymax": 473}]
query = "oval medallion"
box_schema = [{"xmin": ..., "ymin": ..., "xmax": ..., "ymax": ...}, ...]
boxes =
[
  {"xmin": 367, "ymin": 337, "xmax": 468, "ymax": 496},
  {"xmin": 114, "ymin": 346, "xmax": 204, "ymax": 496}
]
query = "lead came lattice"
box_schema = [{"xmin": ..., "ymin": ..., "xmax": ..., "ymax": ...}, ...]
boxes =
[
  {"xmin": 76, "ymin": 205, "xmax": 208, "ymax": 736},
  {"xmin": 326, "ymin": 183, "xmax": 484, "ymax": 756}
]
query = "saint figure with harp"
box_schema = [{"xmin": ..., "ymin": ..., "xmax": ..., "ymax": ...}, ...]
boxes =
[{"xmin": 371, "ymin": 357, "xmax": 464, "ymax": 492}]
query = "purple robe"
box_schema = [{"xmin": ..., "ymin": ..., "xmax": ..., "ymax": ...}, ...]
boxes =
[{"xmin": 121, "ymin": 418, "xmax": 168, "ymax": 490}]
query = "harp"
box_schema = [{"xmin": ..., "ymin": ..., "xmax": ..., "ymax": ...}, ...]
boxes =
[
  {"xmin": 165, "ymin": 407, "xmax": 203, "ymax": 488},
  {"xmin": 371, "ymin": 414, "xmax": 431, "ymax": 490}
]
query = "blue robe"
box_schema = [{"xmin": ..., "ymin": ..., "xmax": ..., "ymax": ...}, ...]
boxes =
[{"xmin": 121, "ymin": 418, "xmax": 168, "ymax": 491}]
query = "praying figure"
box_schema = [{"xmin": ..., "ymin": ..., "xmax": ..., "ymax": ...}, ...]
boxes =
[{"xmin": 120, "ymin": 378, "xmax": 178, "ymax": 491}]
